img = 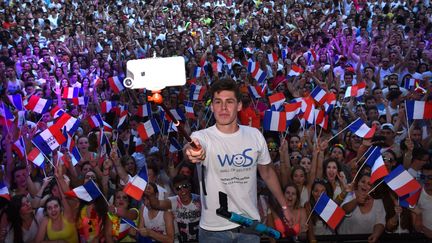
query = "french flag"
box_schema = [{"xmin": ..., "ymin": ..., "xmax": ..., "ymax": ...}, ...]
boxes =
[
  {"xmin": 284, "ymin": 102, "xmax": 302, "ymax": 122},
  {"xmin": 0, "ymin": 104, "xmax": 14, "ymax": 126},
  {"xmin": 365, "ymin": 146, "xmax": 388, "ymax": 184},
  {"xmin": 27, "ymin": 147, "xmax": 45, "ymax": 167},
  {"xmin": 108, "ymin": 76, "xmax": 125, "ymax": 94},
  {"xmin": 301, "ymin": 96, "xmax": 315, "ymax": 124},
  {"xmin": 0, "ymin": 182, "xmax": 10, "ymax": 201},
  {"xmin": 193, "ymin": 66, "xmax": 204, "ymax": 78},
  {"xmin": 404, "ymin": 78, "xmax": 420, "ymax": 90},
  {"xmin": 323, "ymin": 92, "xmax": 336, "ymax": 114},
  {"xmin": 189, "ymin": 85, "xmax": 206, "ymax": 101},
  {"xmin": 93, "ymin": 76, "xmax": 103, "ymax": 87},
  {"xmin": 62, "ymin": 87, "xmax": 83, "ymax": 99},
  {"xmin": 8, "ymin": 94, "xmax": 24, "ymax": 111},
  {"xmin": 405, "ymin": 100, "xmax": 432, "ymax": 120},
  {"xmin": 281, "ymin": 47, "xmax": 289, "ymax": 60},
  {"xmin": 170, "ymin": 108, "xmax": 186, "ymax": 121},
  {"xmin": 344, "ymin": 82, "xmax": 366, "ymax": 98},
  {"xmin": 268, "ymin": 92, "xmax": 286, "ymax": 111},
  {"xmin": 169, "ymin": 137, "xmax": 182, "ymax": 153},
  {"xmin": 134, "ymin": 136, "xmax": 144, "ymax": 153},
  {"xmin": 117, "ymin": 110, "xmax": 128, "ymax": 129},
  {"xmin": 247, "ymin": 62, "xmax": 267, "ymax": 83},
  {"xmin": 347, "ymin": 118, "xmax": 376, "ymax": 139},
  {"xmin": 384, "ymin": 165, "xmax": 421, "ymax": 197},
  {"xmin": 247, "ymin": 85, "xmax": 263, "ymax": 99},
  {"xmin": 314, "ymin": 193, "xmax": 346, "ymax": 230},
  {"xmin": 54, "ymin": 113, "xmax": 81, "ymax": 136},
  {"xmin": 136, "ymin": 119, "xmax": 160, "ymax": 141},
  {"xmin": 50, "ymin": 106, "xmax": 64, "ymax": 119},
  {"xmin": 87, "ymin": 114, "xmax": 104, "ymax": 129},
  {"xmin": 118, "ymin": 218, "xmax": 136, "ymax": 239},
  {"xmin": 305, "ymin": 49, "xmax": 317, "ymax": 65},
  {"xmin": 32, "ymin": 126, "xmax": 66, "ymax": 156},
  {"xmin": 101, "ymin": 101, "xmax": 117, "ymax": 114},
  {"xmin": 65, "ymin": 133, "xmax": 81, "ymax": 166},
  {"xmin": 65, "ymin": 179, "xmax": 102, "ymax": 202},
  {"xmin": 103, "ymin": 121, "xmax": 113, "ymax": 133},
  {"xmin": 137, "ymin": 103, "xmax": 151, "ymax": 117},
  {"xmin": 216, "ymin": 51, "xmax": 232, "ymax": 64},
  {"xmin": 123, "ymin": 166, "xmax": 148, "ymax": 200},
  {"xmin": 12, "ymin": 137, "xmax": 25, "ymax": 159},
  {"xmin": 288, "ymin": 64, "xmax": 304, "ymax": 76},
  {"xmin": 24, "ymin": 95, "xmax": 52, "ymax": 114},
  {"xmin": 311, "ymin": 86, "xmax": 327, "ymax": 105},
  {"xmin": 184, "ymin": 101, "xmax": 195, "ymax": 119},
  {"xmin": 314, "ymin": 109, "xmax": 329, "ymax": 129},
  {"xmin": 263, "ymin": 111, "xmax": 287, "ymax": 132},
  {"xmin": 399, "ymin": 189, "xmax": 421, "ymax": 208},
  {"xmin": 267, "ymin": 52, "xmax": 278, "ymax": 63},
  {"xmin": 72, "ymin": 97, "xmax": 88, "ymax": 106}
]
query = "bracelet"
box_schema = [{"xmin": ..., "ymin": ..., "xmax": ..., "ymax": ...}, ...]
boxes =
[{"xmin": 281, "ymin": 205, "xmax": 288, "ymax": 211}]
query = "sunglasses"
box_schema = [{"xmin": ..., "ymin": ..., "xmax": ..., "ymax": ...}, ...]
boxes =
[
  {"xmin": 175, "ymin": 183, "xmax": 191, "ymax": 191},
  {"xmin": 290, "ymin": 155, "xmax": 302, "ymax": 160},
  {"xmin": 269, "ymin": 148, "xmax": 278, "ymax": 152},
  {"xmin": 383, "ymin": 157, "xmax": 394, "ymax": 162}
]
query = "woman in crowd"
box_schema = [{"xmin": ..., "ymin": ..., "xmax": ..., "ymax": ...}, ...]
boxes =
[
  {"xmin": 105, "ymin": 190, "xmax": 139, "ymax": 242},
  {"xmin": 339, "ymin": 173, "xmax": 385, "ymax": 243},
  {"xmin": 268, "ymin": 183, "xmax": 307, "ymax": 242},
  {"xmin": 138, "ymin": 182, "xmax": 174, "ymax": 243}
]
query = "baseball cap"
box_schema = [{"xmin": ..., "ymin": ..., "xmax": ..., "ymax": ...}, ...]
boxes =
[{"xmin": 381, "ymin": 123, "xmax": 395, "ymax": 132}]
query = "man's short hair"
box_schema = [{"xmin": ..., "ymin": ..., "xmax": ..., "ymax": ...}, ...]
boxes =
[{"xmin": 210, "ymin": 78, "xmax": 241, "ymax": 101}]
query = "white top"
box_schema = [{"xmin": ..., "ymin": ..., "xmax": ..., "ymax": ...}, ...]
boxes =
[
  {"xmin": 338, "ymin": 199, "xmax": 386, "ymax": 235},
  {"xmin": 5, "ymin": 219, "xmax": 38, "ymax": 242},
  {"xmin": 169, "ymin": 194, "xmax": 201, "ymax": 241},
  {"xmin": 192, "ymin": 125, "xmax": 271, "ymax": 231},
  {"xmin": 417, "ymin": 187, "xmax": 432, "ymax": 231},
  {"xmin": 300, "ymin": 185, "xmax": 309, "ymax": 207},
  {"xmin": 143, "ymin": 207, "xmax": 166, "ymax": 236}
]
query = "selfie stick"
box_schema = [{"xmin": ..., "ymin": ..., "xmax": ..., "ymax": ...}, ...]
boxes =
[
  {"xmin": 216, "ymin": 191, "xmax": 281, "ymax": 239},
  {"xmin": 147, "ymin": 91, "xmax": 200, "ymax": 150}
]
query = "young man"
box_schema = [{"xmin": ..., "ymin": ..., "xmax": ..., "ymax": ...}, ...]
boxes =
[
  {"xmin": 145, "ymin": 174, "xmax": 201, "ymax": 242},
  {"xmin": 413, "ymin": 163, "xmax": 432, "ymax": 239},
  {"xmin": 184, "ymin": 78, "xmax": 293, "ymax": 242}
]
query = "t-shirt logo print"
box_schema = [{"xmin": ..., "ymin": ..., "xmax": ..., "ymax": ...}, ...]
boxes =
[{"xmin": 217, "ymin": 148, "xmax": 254, "ymax": 167}]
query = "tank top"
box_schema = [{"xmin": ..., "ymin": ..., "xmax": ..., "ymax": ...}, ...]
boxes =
[
  {"xmin": 143, "ymin": 207, "xmax": 166, "ymax": 235},
  {"xmin": 47, "ymin": 216, "xmax": 79, "ymax": 243}
]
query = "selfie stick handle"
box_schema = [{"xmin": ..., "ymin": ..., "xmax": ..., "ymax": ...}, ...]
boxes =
[{"xmin": 216, "ymin": 192, "xmax": 281, "ymax": 239}]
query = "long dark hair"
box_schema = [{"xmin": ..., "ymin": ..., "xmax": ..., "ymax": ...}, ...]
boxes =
[
  {"xmin": 309, "ymin": 179, "xmax": 332, "ymax": 226},
  {"xmin": 7, "ymin": 195, "xmax": 32, "ymax": 243}
]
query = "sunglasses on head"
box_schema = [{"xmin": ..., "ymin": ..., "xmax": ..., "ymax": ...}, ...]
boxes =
[
  {"xmin": 175, "ymin": 183, "xmax": 191, "ymax": 191},
  {"xmin": 269, "ymin": 148, "xmax": 278, "ymax": 152}
]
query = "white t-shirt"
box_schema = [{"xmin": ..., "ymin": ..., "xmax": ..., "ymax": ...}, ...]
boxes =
[
  {"xmin": 338, "ymin": 199, "xmax": 386, "ymax": 234},
  {"xmin": 169, "ymin": 193, "xmax": 201, "ymax": 242},
  {"xmin": 192, "ymin": 125, "xmax": 271, "ymax": 231},
  {"xmin": 417, "ymin": 187, "xmax": 432, "ymax": 231}
]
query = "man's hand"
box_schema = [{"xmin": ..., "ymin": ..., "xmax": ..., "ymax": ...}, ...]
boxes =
[{"xmin": 184, "ymin": 139, "xmax": 205, "ymax": 163}]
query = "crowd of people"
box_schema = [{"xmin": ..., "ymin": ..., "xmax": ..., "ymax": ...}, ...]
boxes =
[{"xmin": 0, "ymin": 0, "xmax": 432, "ymax": 242}]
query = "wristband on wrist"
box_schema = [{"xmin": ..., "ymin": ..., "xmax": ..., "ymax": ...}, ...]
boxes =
[{"xmin": 282, "ymin": 205, "xmax": 288, "ymax": 211}]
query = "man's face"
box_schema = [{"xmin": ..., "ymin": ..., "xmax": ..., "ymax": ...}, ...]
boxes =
[
  {"xmin": 411, "ymin": 129, "xmax": 422, "ymax": 143},
  {"xmin": 211, "ymin": 90, "xmax": 242, "ymax": 127},
  {"xmin": 380, "ymin": 129, "xmax": 395, "ymax": 145}
]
